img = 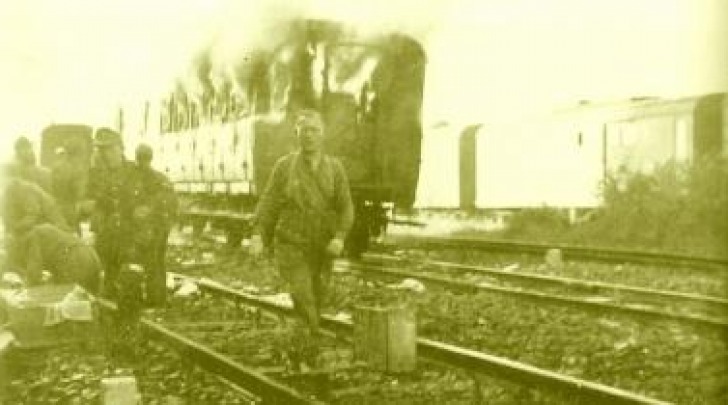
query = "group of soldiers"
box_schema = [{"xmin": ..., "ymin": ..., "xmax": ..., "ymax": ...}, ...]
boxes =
[
  {"xmin": 1, "ymin": 129, "xmax": 177, "ymax": 307},
  {"xmin": 2, "ymin": 109, "xmax": 355, "ymax": 368}
]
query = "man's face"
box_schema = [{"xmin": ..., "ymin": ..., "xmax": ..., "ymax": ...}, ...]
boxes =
[
  {"xmin": 95, "ymin": 143, "xmax": 123, "ymax": 167},
  {"xmin": 296, "ymin": 121, "xmax": 324, "ymax": 154}
]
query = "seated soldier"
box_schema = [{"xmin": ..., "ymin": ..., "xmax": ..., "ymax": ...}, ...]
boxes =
[
  {"xmin": 1, "ymin": 164, "xmax": 69, "ymax": 272},
  {"xmin": 1, "ymin": 164, "xmax": 69, "ymax": 235},
  {"xmin": 22, "ymin": 223, "xmax": 101, "ymax": 294}
]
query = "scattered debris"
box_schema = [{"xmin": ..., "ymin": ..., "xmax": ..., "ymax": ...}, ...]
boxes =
[
  {"xmin": 544, "ymin": 248, "xmax": 563, "ymax": 270},
  {"xmin": 331, "ymin": 312, "xmax": 352, "ymax": 322},
  {"xmin": 613, "ymin": 336, "xmax": 637, "ymax": 351},
  {"xmin": 241, "ymin": 285, "xmax": 260, "ymax": 295},
  {"xmin": 259, "ymin": 293, "xmax": 293, "ymax": 308},
  {"xmin": 1, "ymin": 272, "xmax": 23, "ymax": 289},
  {"xmin": 387, "ymin": 278, "xmax": 426, "ymax": 293},
  {"xmin": 597, "ymin": 318, "xmax": 621, "ymax": 329},
  {"xmin": 165, "ymin": 274, "xmax": 181, "ymax": 291},
  {"xmin": 502, "ymin": 263, "xmax": 520, "ymax": 272},
  {"xmin": 172, "ymin": 281, "xmax": 200, "ymax": 297},
  {"xmin": 200, "ymin": 252, "xmax": 215, "ymax": 264},
  {"xmin": 0, "ymin": 329, "xmax": 15, "ymax": 352}
]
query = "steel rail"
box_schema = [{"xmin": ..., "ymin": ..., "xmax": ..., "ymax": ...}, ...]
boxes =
[
  {"xmin": 178, "ymin": 275, "xmax": 673, "ymax": 405},
  {"xmin": 345, "ymin": 262, "xmax": 728, "ymax": 332},
  {"xmin": 383, "ymin": 235, "xmax": 728, "ymax": 271},
  {"xmin": 175, "ymin": 212, "xmax": 727, "ymax": 270},
  {"xmin": 362, "ymin": 253, "xmax": 728, "ymax": 311},
  {"xmin": 97, "ymin": 298, "xmax": 322, "ymax": 405}
]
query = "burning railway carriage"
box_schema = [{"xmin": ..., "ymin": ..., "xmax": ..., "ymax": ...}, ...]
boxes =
[{"xmin": 155, "ymin": 20, "xmax": 427, "ymax": 254}]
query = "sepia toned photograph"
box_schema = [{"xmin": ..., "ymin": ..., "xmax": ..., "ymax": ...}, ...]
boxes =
[{"xmin": 0, "ymin": 1, "xmax": 726, "ymax": 403}]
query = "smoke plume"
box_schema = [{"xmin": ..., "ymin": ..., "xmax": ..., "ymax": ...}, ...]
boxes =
[{"xmin": 178, "ymin": 0, "xmax": 451, "ymax": 107}]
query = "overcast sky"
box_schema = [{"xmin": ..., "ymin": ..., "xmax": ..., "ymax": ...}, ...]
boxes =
[{"xmin": 1, "ymin": 0, "xmax": 726, "ymax": 158}]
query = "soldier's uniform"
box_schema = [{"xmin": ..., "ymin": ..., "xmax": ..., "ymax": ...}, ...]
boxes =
[
  {"xmin": 255, "ymin": 151, "xmax": 354, "ymax": 335},
  {"xmin": 86, "ymin": 131, "xmax": 144, "ymax": 297},
  {"xmin": 1, "ymin": 177, "xmax": 70, "ymax": 272},
  {"xmin": 131, "ymin": 164, "xmax": 177, "ymax": 306},
  {"xmin": 17, "ymin": 164, "xmax": 52, "ymax": 194},
  {"xmin": 23, "ymin": 223, "xmax": 101, "ymax": 293},
  {"xmin": 2, "ymin": 178, "xmax": 69, "ymax": 236}
]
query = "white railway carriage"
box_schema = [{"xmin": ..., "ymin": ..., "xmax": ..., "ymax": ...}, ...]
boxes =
[{"xmin": 450, "ymin": 93, "xmax": 727, "ymax": 210}]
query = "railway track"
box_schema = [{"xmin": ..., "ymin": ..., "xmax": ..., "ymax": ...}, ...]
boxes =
[
  {"xmin": 343, "ymin": 256, "xmax": 728, "ymax": 332},
  {"xmin": 160, "ymin": 232, "xmax": 725, "ymax": 402},
  {"xmin": 382, "ymin": 235, "xmax": 728, "ymax": 271},
  {"xmin": 150, "ymin": 273, "xmax": 672, "ymax": 405},
  {"xmin": 98, "ymin": 298, "xmax": 321, "ymax": 404},
  {"xmin": 169, "ymin": 233, "xmax": 727, "ymax": 330},
  {"xmin": 362, "ymin": 253, "xmax": 728, "ymax": 313},
  {"xmin": 177, "ymin": 211, "xmax": 727, "ymax": 271}
]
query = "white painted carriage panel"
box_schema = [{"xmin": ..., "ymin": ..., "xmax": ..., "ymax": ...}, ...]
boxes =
[
  {"xmin": 232, "ymin": 117, "xmax": 255, "ymax": 183},
  {"xmin": 179, "ymin": 131, "xmax": 194, "ymax": 183},
  {"xmin": 219, "ymin": 123, "xmax": 235, "ymax": 181},
  {"xmin": 475, "ymin": 119, "xmax": 601, "ymax": 208},
  {"xmin": 414, "ymin": 125, "xmax": 460, "ymax": 208},
  {"xmin": 185, "ymin": 129, "xmax": 200, "ymax": 182},
  {"xmin": 201, "ymin": 124, "xmax": 219, "ymax": 182},
  {"xmin": 159, "ymin": 134, "xmax": 180, "ymax": 182}
]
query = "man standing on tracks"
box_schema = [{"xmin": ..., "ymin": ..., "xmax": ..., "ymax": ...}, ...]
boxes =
[
  {"xmin": 13, "ymin": 136, "xmax": 52, "ymax": 193},
  {"xmin": 132, "ymin": 143, "xmax": 178, "ymax": 307},
  {"xmin": 85, "ymin": 128, "xmax": 143, "ymax": 298},
  {"xmin": 251, "ymin": 109, "xmax": 354, "ymax": 357}
]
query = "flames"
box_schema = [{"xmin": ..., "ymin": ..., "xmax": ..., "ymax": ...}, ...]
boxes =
[
  {"xmin": 160, "ymin": 0, "xmax": 440, "ymax": 131},
  {"xmin": 162, "ymin": 19, "xmax": 381, "ymax": 130}
]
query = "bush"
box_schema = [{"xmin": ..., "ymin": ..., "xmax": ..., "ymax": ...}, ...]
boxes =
[
  {"xmin": 497, "ymin": 157, "xmax": 728, "ymax": 257},
  {"xmin": 501, "ymin": 207, "xmax": 571, "ymax": 242}
]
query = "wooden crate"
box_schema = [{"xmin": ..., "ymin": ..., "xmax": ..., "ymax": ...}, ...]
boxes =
[
  {"xmin": 352, "ymin": 302, "xmax": 417, "ymax": 372},
  {"xmin": 4, "ymin": 284, "xmax": 97, "ymax": 348}
]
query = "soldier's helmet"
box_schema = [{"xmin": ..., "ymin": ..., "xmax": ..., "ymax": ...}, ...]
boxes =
[{"xmin": 93, "ymin": 128, "xmax": 123, "ymax": 147}]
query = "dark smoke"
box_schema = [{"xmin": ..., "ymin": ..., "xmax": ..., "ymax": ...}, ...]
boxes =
[
  {"xmin": 170, "ymin": 0, "xmax": 442, "ymax": 117},
  {"xmin": 193, "ymin": 50, "xmax": 215, "ymax": 108}
]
